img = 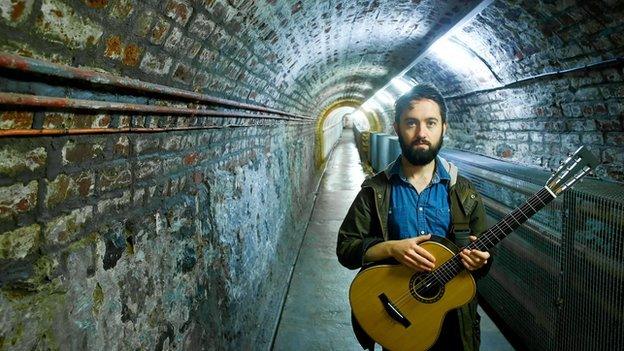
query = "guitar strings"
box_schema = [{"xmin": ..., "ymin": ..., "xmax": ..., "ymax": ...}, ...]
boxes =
[
  {"xmin": 391, "ymin": 187, "xmax": 552, "ymax": 306},
  {"xmin": 390, "ymin": 187, "xmax": 552, "ymax": 307},
  {"xmin": 387, "ymin": 187, "xmax": 554, "ymax": 308}
]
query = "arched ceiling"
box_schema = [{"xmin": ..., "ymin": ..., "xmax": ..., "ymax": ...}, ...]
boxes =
[
  {"xmin": 217, "ymin": 0, "xmax": 485, "ymax": 115},
  {"xmin": 2, "ymin": 0, "xmax": 621, "ymax": 123}
]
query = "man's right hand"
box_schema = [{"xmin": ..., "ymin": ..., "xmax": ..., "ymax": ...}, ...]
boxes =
[
  {"xmin": 363, "ymin": 234, "xmax": 436, "ymax": 272},
  {"xmin": 388, "ymin": 234, "xmax": 436, "ymax": 272}
]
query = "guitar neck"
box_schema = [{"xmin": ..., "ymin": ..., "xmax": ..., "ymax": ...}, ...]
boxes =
[
  {"xmin": 469, "ymin": 187, "xmax": 556, "ymax": 251},
  {"xmin": 435, "ymin": 187, "xmax": 557, "ymax": 284}
]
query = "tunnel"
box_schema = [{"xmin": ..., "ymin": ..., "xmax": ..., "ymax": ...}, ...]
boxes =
[{"xmin": 0, "ymin": 0, "xmax": 623, "ymax": 350}]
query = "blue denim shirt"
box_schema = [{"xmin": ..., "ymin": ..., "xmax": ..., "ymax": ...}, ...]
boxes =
[{"xmin": 388, "ymin": 156, "xmax": 452, "ymax": 239}]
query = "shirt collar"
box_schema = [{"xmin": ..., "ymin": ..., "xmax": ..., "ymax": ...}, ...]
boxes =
[{"xmin": 388, "ymin": 156, "xmax": 451, "ymax": 184}]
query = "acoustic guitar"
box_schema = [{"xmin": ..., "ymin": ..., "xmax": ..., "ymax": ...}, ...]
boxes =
[{"xmin": 349, "ymin": 146, "xmax": 599, "ymax": 351}]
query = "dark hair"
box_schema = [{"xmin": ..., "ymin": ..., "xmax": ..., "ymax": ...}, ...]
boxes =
[{"xmin": 394, "ymin": 83, "xmax": 447, "ymax": 124}]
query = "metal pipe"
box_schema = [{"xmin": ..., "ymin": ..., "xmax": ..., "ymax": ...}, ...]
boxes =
[
  {"xmin": 0, "ymin": 122, "xmax": 311, "ymax": 137},
  {"xmin": 447, "ymin": 56, "xmax": 624, "ymax": 100},
  {"xmin": 0, "ymin": 53, "xmax": 313, "ymax": 120},
  {"xmin": 0, "ymin": 92, "xmax": 312, "ymax": 121}
]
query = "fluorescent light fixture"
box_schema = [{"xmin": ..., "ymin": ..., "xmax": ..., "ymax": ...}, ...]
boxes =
[
  {"xmin": 351, "ymin": 109, "xmax": 370, "ymax": 130},
  {"xmin": 390, "ymin": 76, "xmax": 415, "ymax": 94},
  {"xmin": 429, "ymin": 38, "xmax": 497, "ymax": 86},
  {"xmin": 375, "ymin": 90, "xmax": 395, "ymax": 105}
]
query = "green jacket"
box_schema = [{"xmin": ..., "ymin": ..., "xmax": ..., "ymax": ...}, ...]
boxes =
[{"xmin": 336, "ymin": 157, "xmax": 492, "ymax": 351}]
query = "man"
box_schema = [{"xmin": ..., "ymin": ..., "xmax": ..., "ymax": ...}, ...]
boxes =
[{"xmin": 337, "ymin": 84, "xmax": 492, "ymax": 350}]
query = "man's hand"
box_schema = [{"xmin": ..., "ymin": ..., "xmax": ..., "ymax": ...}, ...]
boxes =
[
  {"xmin": 388, "ymin": 234, "xmax": 436, "ymax": 272},
  {"xmin": 459, "ymin": 235, "xmax": 490, "ymax": 271}
]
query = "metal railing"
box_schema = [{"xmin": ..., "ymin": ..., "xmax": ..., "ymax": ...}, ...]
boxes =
[{"xmin": 441, "ymin": 148, "xmax": 624, "ymax": 351}]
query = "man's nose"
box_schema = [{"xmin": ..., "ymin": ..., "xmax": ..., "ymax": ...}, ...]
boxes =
[{"xmin": 416, "ymin": 123, "xmax": 428, "ymax": 138}]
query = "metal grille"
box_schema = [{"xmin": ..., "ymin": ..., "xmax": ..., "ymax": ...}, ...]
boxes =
[
  {"xmin": 440, "ymin": 149, "xmax": 624, "ymax": 350},
  {"xmin": 559, "ymin": 186, "xmax": 624, "ymax": 350}
]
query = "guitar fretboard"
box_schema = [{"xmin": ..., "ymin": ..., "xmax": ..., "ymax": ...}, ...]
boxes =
[{"xmin": 432, "ymin": 187, "xmax": 556, "ymax": 285}]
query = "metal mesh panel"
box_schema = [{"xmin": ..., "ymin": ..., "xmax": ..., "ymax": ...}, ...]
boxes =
[
  {"xmin": 559, "ymin": 186, "xmax": 624, "ymax": 350},
  {"xmin": 440, "ymin": 149, "xmax": 624, "ymax": 350}
]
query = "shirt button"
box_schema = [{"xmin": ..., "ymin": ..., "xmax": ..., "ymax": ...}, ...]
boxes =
[
  {"xmin": 420, "ymin": 231, "xmax": 425, "ymax": 235},
  {"xmin": 470, "ymin": 194, "xmax": 476, "ymax": 199},
  {"xmin": 418, "ymin": 207, "xmax": 423, "ymax": 211},
  {"xmin": 378, "ymin": 194, "xmax": 382, "ymax": 199}
]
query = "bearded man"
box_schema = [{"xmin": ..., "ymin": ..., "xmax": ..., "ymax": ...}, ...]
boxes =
[{"xmin": 337, "ymin": 83, "xmax": 493, "ymax": 351}]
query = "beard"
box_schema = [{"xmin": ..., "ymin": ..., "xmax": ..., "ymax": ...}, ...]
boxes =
[{"xmin": 398, "ymin": 133, "xmax": 444, "ymax": 166}]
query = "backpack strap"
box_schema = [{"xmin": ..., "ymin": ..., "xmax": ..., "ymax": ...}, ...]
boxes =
[{"xmin": 450, "ymin": 188, "xmax": 472, "ymax": 247}]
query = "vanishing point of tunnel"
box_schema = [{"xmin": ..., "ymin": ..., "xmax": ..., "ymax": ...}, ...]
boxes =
[{"xmin": 0, "ymin": 0, "xmax": 623, "ymax": 350}]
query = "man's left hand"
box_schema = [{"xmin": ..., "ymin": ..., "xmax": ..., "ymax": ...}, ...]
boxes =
[{"xmin": 459, "ymin": 235, "xmax": 490, "ymax": 271}]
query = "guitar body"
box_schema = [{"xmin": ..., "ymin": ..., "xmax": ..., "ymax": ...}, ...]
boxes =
[{"xmin": 349, "ymin": 239, "xmax": 476, "ymax": 351}]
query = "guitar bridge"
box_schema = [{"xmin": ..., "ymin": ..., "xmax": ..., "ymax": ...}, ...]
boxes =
[{"xmin": 378, "ymin": 293, "xmax": 411, "ymax": 328}]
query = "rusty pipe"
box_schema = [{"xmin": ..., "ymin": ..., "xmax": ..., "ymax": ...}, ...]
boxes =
[
  {"xmin": 0, "ymin": 52, "xmax": 313, "ymax": 120},
  {"xmin": 0, "ymin": 121, "xmax": 310, "ymax": 137},
  {"xmin": 0, "ymin": 92, "xmax": 314, "ymax": 121}
]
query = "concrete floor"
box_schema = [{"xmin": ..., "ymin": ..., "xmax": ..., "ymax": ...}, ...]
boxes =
[{"xmin": 272, "ymin": 130, "xmax": 515, "ymax": 351}]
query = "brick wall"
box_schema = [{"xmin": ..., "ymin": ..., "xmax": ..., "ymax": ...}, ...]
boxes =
[
  {"xmin": 0, "ymin": 0, "xmax": 321, "ymax": 349},
  {"xmin": 402, "ymin": 0, "xmax": 624, "ymax": 182},
  {"xmin": 0, "ymin": 123, "xmax": 318, "ymax": 349}
]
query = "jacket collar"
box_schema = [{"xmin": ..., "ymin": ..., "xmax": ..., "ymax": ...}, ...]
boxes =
[{"xmin": 382, "ymin": 154, "xmax": 458, "ymax": 186}]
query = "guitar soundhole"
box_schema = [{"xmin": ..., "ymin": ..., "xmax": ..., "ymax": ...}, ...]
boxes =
[{"xmin": 409, "ymin": 274, "xmax": 444, "ymax": 303}]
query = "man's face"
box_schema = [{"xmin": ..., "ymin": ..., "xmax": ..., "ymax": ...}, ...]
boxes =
[{"xmin": 394, "ymin": 98, "xmax": 447, "ymax": 166}]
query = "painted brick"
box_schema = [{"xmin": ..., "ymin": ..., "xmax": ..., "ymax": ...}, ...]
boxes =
[
  {"xmin": 96, "ymin": 190, "xmax": 131, "ymax": 214},
  {"xmin": 135, "ymin": 10, "xmax": 154, "ymax": 36},
  {"xmin": 36, "ymin": 0, "xmax": 103, "ymax": 49},
  {"xmin": 605, "ymin": 132, "xmax": 624, "ymax": 146},
  {"xmin": 188, "ymin": 12, "xmax": 215, "ymax": 37},
  {"xmin": 529, "ymin": 132, "xmax": 543, "ymax": 142},
  {"xmin": 165, "ymin": 0, "xmax": 193, "ymax": 26},
  {"xmin": 172, "ymin": 62, "xmax": 195, "ymax": 85},
  {"xmin": 62, "ymin": 139, "xmax": 106, "ymax": 165},
  {"xmin": 602, "ymin": 147, "xmax": 624, "ymax": 164},
  {"xmin": 104, "ymin": 35, "xmax": 123, "ymax": 59},
  {"xmin": 135, "ymin": 158, "xmax": 162, "ymax": 180},
  {"xmin": 99, "ymin": 165, "xmax": 132, "ymax": 192},
  {"xmin": 44, "ymin": 206, "xmax": 93, "ymax": 245},
  {"xmin": 0, "ymin": 0, "xmax": 35, "ymax": 26},
  {"xmin": 565, "ymin": 119, "xmax": 596, "ymax": 131},
  {"xmin": 134, "ymin": 136, "xmax": 160, "ymax": 155},
  {"xmin": 0, "ymin": 181, "xmax": 38, "ymax": 221},
  {"xmin": 581, "ymin": 132, "xmax": 604, "ymax": 145},
  {"xmin": 0, "ymin": 145, "xmax": 46, "ymax": 176},
  {"xmin": 561, "ymin": 133, "xmax": 581, "ymax": 146},
  {"xmin": 84, "ymin": 0, "xmax": 108, "ymax": 9},
  {"xmin": 114, "ymin": 136, "xmax": 130, "ymax": 156},
  {"xmin": 162, "ymin": 135, "xmax": 183, "ymax": 151},
  {"xmin": 140, "ymin": 51, "xmax": 173, "ymax": 75},
  {"xmin": 149, "ymin": 17, "xmax": 171, "ymax": 45},
  {"xmin": 44, "ymin": 112, "xmax": 111, "ymax": 129},
  {"xmin": 595, "ymin": 119, "xmax": 622, "ymax": 132},
  {"xmin": 0, "ymin": 111, "xmax": 33, "ymax": 129},
  {"xmin": 45, "ymin": 171, "xmax": 95, "ymax": 208},
  {"xmin": 164, "ymin": 27, "xmax": 195, "ymax": 53},
  {"xmin": 109, "ymin": 0, "xmax": 133, "ymax": 19},
  {"xmin": 198, "ymin": 48, "xmax": 218, "ymax": 66},
  {"xmin": 133, "ymin": 188, "xmax": 145, "ymax": 205},
  {"xmin": 0, "ymin": 223, "xmax": 40, "ymax": 260},
  {"xmin": 122, "ymin": 43, "xmax": 142, "ymax": 66}
]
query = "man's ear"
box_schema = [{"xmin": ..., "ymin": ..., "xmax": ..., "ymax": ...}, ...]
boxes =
[
  {"xmin": 442, "ymin": 122, "xmax": 448, "ymax": 136},
  {"xmin": 393, "ymin": 122, "xmax": 399, "ymax": 136}
]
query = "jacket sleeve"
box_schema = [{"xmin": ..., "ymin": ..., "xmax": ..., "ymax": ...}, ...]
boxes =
[
  {"xmin": 470, "ymin": 191, "xmax": 494, "ymax": 280},
  {"xmin": 336, "ymin": 187, "xmax": 384, "ymax": 270}
]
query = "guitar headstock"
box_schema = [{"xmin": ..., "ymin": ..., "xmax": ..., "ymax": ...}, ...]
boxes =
[{"xmin": 546, "ymin": 146, "xmax": 600, "ymax": 196}]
